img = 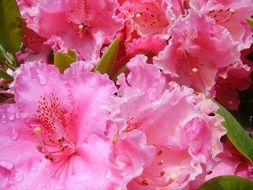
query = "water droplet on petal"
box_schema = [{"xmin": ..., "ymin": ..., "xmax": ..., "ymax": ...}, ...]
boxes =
[
  {"xmin": 105, "ymin": 170, "xmax": 112, "ymax": 179},
  {"xmin": 0, "ymin": 160, "xmax": 14, "ymax": 170},
  {"xmin": 9, "ymin": 171, "xmax": 24, "ymax": 184},
  {"xmin": 7, "ymin": 113, "xmax": 15, "ymax": 121},
  {"xmin": 11, "ymin": 129, "xmax": 18, "ymax": 140},
  {"xmin": 37, "ymin": 73, "xmax": 47, "ymax": 85},
  {"xmin": 1, "ymin": 118, "xmax": 7, "ymax": 124},
  {"xmin": 31, "ymin": 167, "xmax": 37, "ymax": 172}
]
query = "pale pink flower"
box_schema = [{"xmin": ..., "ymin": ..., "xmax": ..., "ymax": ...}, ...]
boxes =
[
  {"xmin": 0, "ymin": 61, "xmax": 150, "ymax": 189},
  {"xmin": 154, "ymin": 11, "xmax": 240, "ymax": 94},
  {"xmin": 19, "ymin": 0, "xmax": 123, "ymax": 61},
  {"xmin": 107, "ymin": 55, "xmax": 226, "ymax": 190}
]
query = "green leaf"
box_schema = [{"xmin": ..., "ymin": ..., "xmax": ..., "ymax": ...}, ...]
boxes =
[
  {"xmin": 246, "ymin": 18, "xmax": 253, "ymax": 28},
  {"xmin": 95, "ymin": 37, "xmax": 120, "ymax": 76},
  {"xmin": 0, "ymin": 0, "xmax": 23, "ymax": 58},
  {"xmin": 0, "ymin": 70, "xmax": 13, "ymax": 80},
  {"xmin": 0, "ymin": 44, "xmax": 17, "ymax": 70},
  {"xmin": 217, "ymin": 102, "xmax": 253, "ymax": 162},
  {"xmin": 198, "ymin": 175, "xmax": 253, "ymax": 190},
  {"xmin": 54, "ymin": 50, "xmax": 77, "ymax": 73}
]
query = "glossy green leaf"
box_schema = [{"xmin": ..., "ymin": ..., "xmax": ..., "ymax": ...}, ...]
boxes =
[
  {"xmin": 247, "ymin": 18, "xmax": 253, "ymax": 28},
  {"xmin": 95, "ymin": 37, "xmax": 120, "ymax": 76},
  {"xmin": 54, "ymin": 50, "xmax": 77, "ymax": 73},
  {"xmin": 0, "ymin": 70, "xmax": 13, "ymax": 80},
  {"xmin": 0, "ymin": 0, "xmax": 23, "ymax": 58},
  {"xmin": 217, "ymin": 102, "xmax": 253, "ymax": 162},
  {"xmin": 0, "ymin": 44, "xmax": 17, "ymax": 70},
  {"xmin": 198, "ymin": 175, "xmax": 253, "ymax": 190}
]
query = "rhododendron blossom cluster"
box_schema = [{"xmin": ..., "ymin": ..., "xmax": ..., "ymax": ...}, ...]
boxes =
[{"xmin": 0, "ymin": 0, "xmax": 253, "ymax": 189}]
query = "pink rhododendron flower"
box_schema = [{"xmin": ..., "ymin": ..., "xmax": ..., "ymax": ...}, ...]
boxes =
[
  {"xmin": 17, "ymin": 0, "xmax": 41, "ymax": 30},
  {"xmin": 119, "ymin": 0, "xmax": 171, "ymax": 37},
  {"xmin": 241, "ymin": 45, "xmax": 253, "ymax": 69},
  {"xmin": 190, "ymin": 138, "xmax": 253, "ymax": 189},
  {"xmin": 190, "ymin": 0, "xmax": 253, "ymax": 49},
  {"xmin": 18, "ymin": 0, "xmax": 123, "ymax": 61},
  {"xmin": 125, "ymin": 35, "xmax": 167, "ymax": 57},
  {"xmin": 113, "ymin": 35, "xmax": 167, "ymax": 74},
  {"xmin": 16, "ymin": 27, "xmax": 52, "ymax": 64},
  {"xmin": 107, "ymin": 55, "xmax": 226, "ymax": 190},
  {"xmin": 0, "ymin": 61, "xmax": 151, "ymax": 189},
  {"xmin": 154, "ymin": 11, "xmax": 240, "ymax": 94},
  {"xmin": 213, "ymin": 61, "xmax": 251, "ymax": 110}
]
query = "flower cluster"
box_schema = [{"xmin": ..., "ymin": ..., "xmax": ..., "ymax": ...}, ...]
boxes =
[{"xmin": 0, "ymin": 0, "xmax": 253, "ymax": 189}]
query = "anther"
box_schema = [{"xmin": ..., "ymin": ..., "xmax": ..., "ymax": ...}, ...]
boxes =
[
  {"xmin": 78, "ymin": 24, "xmax": 84, "ymax": 29},
  {"xmin": 192, "ymin": 67, "xmax": 198, "ymax": 72},
  {"xmin": 157, "ymin": 148, "xmax": 164, "ymax": 155},
  {"xmin": 170, "ymin": 173, "xmax": 177, "ymax": 180},
  {"xmin": 158, "ymin": 159, "xmax": 164, "ymax": 165},
  {"xmin": 142, "ymin": 179, "xmax": 149, "ymax": 185},
  {"xmin": 33, "ymin": 127, "xmax": 42, "ymax": 136},
  {"xmin": 135, "ymin": 13, "xmax": 142, "ymax": 18},
  {"xmin": 36, "ymin": 145, "xmax": 43, "ymax": 152},
  {"xmin": 159, "ymin": 171, "xmax": 165, "ymax": 177}
]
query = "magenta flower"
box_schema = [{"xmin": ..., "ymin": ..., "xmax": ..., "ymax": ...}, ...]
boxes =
[{"xmin": 107, "ymin": 55, "xmax": 226, "ymax": 189}]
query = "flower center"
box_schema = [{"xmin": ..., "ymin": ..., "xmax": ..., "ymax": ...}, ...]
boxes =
[
  {"xmin": 132, "ymin": 2, "xmax": 169, "ymax": 34},
  {"xmin": 135, "ymin": 146, "xmax": 177, "ymax": 187},
  {"xmin": 207, "ymin": 8, "xmax": 235, "ymax": 23},
  {"xmin": 30, "ymin": 93, "xmax": 76, "ymax": 163},
  {"xmin": 68, "ymin": 0, "xmax": 93, "ymax": 37}
]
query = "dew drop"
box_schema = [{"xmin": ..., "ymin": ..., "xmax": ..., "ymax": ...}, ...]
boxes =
[
  {"xmin": 0, "ymin": 160, "xmax": 14, "ymax": 170},
  {"xmin": 7, "ymin": 113, "xmax": 15, "ymax": 121},
  {"xmin": 11, "ymin": 129, "xmax": 18, "ymax": 140},
  {"xmin": 9, "ymin": 171, "xmax": 24, "ymax": 184},
  {"xmin": 37, "ymin": 73, "xmax": 47, "ymax": 85},
  {"xmin": 1, "ymin": 118, "xmax": 7, "ymax": 124},
  {"xmin": 31, "ymin": 166, "xmax": 37, "ymax": 172},
  {"xmin": 105, "ymin": 170, "xmax": 112, "ymax": 179}
]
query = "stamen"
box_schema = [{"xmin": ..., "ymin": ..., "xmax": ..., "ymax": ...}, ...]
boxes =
[
  {"xmin": 32, "ymin": 93, "xmax": 76, "ymax": 164},
  {"xmin": 157, "ymin": 148, "xmax": 164, "ymax": 155},
  {"xmin": 158, "ymin": 159, "xmax": 164, "ymax": 165},
  {"xmin": 159, "ymin": 171, "xmax": 165, "ymax": 177},
  {"xmin": 33, "ymin": 127, "xmax": 42, "ymax": 137},
  {"xmin": 141, "ymin": 179, "xmax": 149, "ymax": 186},
  {"xmin": 78, "ymin": 24, "xmax": 84, "ymax": 29},
  {"xmin": 113, "ymin": 135, "xmax": 118, "ymax": 144},
  {"xmin": 192, "ymin": 67, "xmax": 198, "ymax": 73},
  {"xmin": 170, "ymin": 172, "xmax": 177, "ymax": 180},
  {"xmin": 135, "ymin": 13, "xmax": 142, "ymax": 18}
]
